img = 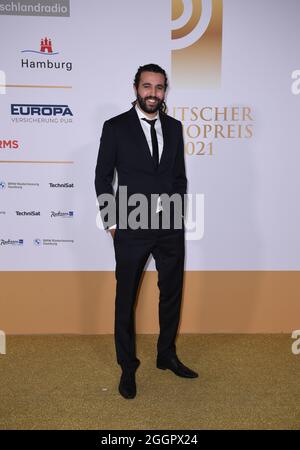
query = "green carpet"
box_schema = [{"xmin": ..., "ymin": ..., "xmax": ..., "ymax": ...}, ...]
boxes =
[{"xmin": 0, "ymin": 335, "xmax": 299, "ymax": 429}]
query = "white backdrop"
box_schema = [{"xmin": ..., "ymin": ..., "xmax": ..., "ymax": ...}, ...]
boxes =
[{"xmin": 0, "ymin": 0, "xmax": 300, "ymax": 270}]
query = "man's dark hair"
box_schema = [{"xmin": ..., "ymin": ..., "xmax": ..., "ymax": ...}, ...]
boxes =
[
  {"xmin": 134, "ymin": 63, "xmax": 168, "ymax": 90},
  {"xmin": 132, "ymin": 63, "xmax": 168, "ymax": 112}
]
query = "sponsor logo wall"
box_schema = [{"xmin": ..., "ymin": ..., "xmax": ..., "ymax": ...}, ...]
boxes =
[{"xmin": 0, "ymin": 0, "xmax": 299, "ymax": 271}]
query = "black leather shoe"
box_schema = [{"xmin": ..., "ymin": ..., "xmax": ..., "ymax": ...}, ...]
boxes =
[
  {"xmin": 157, "ymin": 355, "xmax": 198, "ymax": 378},
  {"xmin": 118, "ymin": 371, "xmax": 136, "ymax": 399}
]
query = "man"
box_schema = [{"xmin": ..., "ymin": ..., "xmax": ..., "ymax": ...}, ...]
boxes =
[{"xmin": 95, "ymin": 63, "xmax": 198, "ymax": 399}]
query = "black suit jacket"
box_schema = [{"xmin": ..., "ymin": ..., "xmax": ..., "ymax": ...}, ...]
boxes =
[{"xmin": 95, "ymin": 106, "xmax": 187, "ymax": 230}]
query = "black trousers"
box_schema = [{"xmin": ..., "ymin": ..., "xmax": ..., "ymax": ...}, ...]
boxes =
[{"xmin": 113, "ymin": 220, "xmax": 185, "ymax": 372}]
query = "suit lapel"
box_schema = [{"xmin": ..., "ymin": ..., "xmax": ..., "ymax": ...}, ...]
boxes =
[
  {"xmin": 127, "ymin": 106, "xmax": 157, "ymax": 170},
  {"xmin": 158, "ymin": 110, "xmax": 173, "ymax": 173}
]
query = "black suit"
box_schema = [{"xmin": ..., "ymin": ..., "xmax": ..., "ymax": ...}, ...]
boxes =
[{"xmin": 95, "ymin": 106, "xmax": 187, "ymax": 372}]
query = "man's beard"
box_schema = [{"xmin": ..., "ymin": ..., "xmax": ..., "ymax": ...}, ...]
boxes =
[{"xmin": 137, "ymin": 93, "xmax": 164, "ymax": 114}]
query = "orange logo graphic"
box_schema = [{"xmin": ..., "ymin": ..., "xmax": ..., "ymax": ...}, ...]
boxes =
[{"xmin": 171, "ymin": 0, "xmax": 223, "ymax": 89}]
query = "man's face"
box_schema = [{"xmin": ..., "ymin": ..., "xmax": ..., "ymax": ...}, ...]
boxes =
[{"xmin": 135, "ymin": 71, "xmax": 166, "ymax": 115}]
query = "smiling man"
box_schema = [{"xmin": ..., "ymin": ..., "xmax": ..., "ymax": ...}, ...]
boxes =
[{"xmin": 95, "ymin": 63, "xmax": 198, "ymax": 400}]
